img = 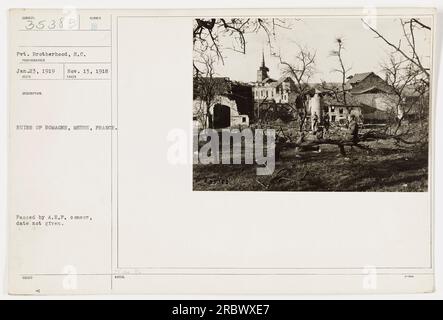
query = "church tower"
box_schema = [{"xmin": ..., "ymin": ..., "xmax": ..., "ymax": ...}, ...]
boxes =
[{"xmin": 256, "ymin": 50, "xmax": 269, "ymax": 82}]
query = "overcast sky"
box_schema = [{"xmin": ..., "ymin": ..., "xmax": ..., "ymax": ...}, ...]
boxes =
[{"xmin": 208, "ymin": 16, "xmax": 432, "ymax": 83}]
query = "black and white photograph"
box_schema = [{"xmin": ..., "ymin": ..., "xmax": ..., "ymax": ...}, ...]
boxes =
[{"xmin": 193, "ymin": 15, "xmax": 432, "ymax": 191}]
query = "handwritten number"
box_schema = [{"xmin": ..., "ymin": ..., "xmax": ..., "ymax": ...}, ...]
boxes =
[
  {"xmin": 59, "ymin": 17, "xmax": 65, "ymax": 29},
  {"xmin": 36, "ymin": 20, "xmax": 45, "ymax": 30},
  {"xmin": 24, "ymin": 20, "xmax": 34, "ymax": 30},
  {"xmin": 48, "ymin": 20, "xmax": 56, "ymax": 30}
]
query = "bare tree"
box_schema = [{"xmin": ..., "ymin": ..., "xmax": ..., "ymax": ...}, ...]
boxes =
[
  {"xmin": 381, "ymin": 54, "xmax": 421, "ymax": 134},
  {"xmin": 362, "ymin": 17, "xmax": 431, "ymax": 145},
  {"xmin": 193, "ymin": 53, "xmax": 221, "ymax": 129},
  {"xmin": 193, "ymin": 18, "xmax": 293, "ymax": 54},
  {"xmin": 277, "ymin": 44, "xmax": 316, "ymax": 131},
  {"xmin": 329, "ymin": 37, "xmax": 352, "ymax": 106},
  {"xmin": 193, "ymin": 99, "xmax": 208, "ymax": 130},
  {"xmin": 362, "ymin": 18, "xmax": 430, "ymax": 84},
  {"xmin": 193, "ymin": 18, "xmax": 294, "ymax": 72},
  {"xmin": 271, "ymin": 37, "xmax": 429, "ymax": 156}
]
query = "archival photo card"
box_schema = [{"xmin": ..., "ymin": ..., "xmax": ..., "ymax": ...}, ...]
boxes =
[{"xmin": 7, "ymin": 8, "xmax": 436, "ymax": 295}]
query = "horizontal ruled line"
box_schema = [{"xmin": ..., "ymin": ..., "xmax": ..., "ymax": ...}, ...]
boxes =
[
  {"xmin": 18, "ymin": 78, "xmax": 110, "ymax": 81},
  {"xmin": 18, "ymin": 45, "xmax": 111, "ymax": 48},
  {"xmin": 19, "ymin": 29, "xmax": 110, "ymax": 32},
  {"xmin": 19, "ymin": 272, "xmax": 435, "ymax": 276},
  {"xmin": 18, "ymin": 62, "xmax": 111, "ymax": 64}
]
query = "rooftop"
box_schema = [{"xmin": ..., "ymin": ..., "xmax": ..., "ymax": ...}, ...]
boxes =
[{"xmin": 346, "ymin": 72, "xmax": 374, "ymax": 84}]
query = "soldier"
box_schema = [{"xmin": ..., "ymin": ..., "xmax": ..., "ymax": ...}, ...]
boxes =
[
  {"xmin": 323, "ymin": 114, "xmax": 330, "ymax": 132},
  {"xmin": 312, "ymin": 112, "xmax": 319, "ymax": 132},
  {"xmin": 316, "ymin": 126, "xmax": 324, "ymax": 140},
  {"xmin": 347, "ymin": 114, "xmax": 359, "ymax": 144},
  {"xmin": 314, "ymin": 126, "xmax": 324, "ymax": 153}
]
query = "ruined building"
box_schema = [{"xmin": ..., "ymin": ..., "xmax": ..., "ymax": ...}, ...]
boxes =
[{"xmin": 193, "ymin": 77, "xmax": 254, "ymax": 129}]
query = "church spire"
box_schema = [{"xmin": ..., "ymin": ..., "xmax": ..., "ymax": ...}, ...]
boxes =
[
  {"xmin": 261, "ymin": 48, "xmax": 266, "ymax": 67},
  {"xmin": 257, "ymin": 48, "xmax": 269, "ymax": 82}
]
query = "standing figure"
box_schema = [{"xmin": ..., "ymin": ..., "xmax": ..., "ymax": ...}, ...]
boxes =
[
  {"xmin": 323, "ymin": 114, "xmax": 330, "ymax": 132},
  {"xmin": 309, "ymin": 89, "xmax": 322, "ymax": 132},
  {"xmin": 347, "ymin": 114, "xmax": 359, "ymax": 144},
  {"xmin": 312, "ymin": 112, "xmax": 319, "ymax": 132}
]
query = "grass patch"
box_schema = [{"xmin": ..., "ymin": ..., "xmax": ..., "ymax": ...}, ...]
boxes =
[{"xmin": 193, "ymin": 140, "xmax": 428, "ymax": 192}]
